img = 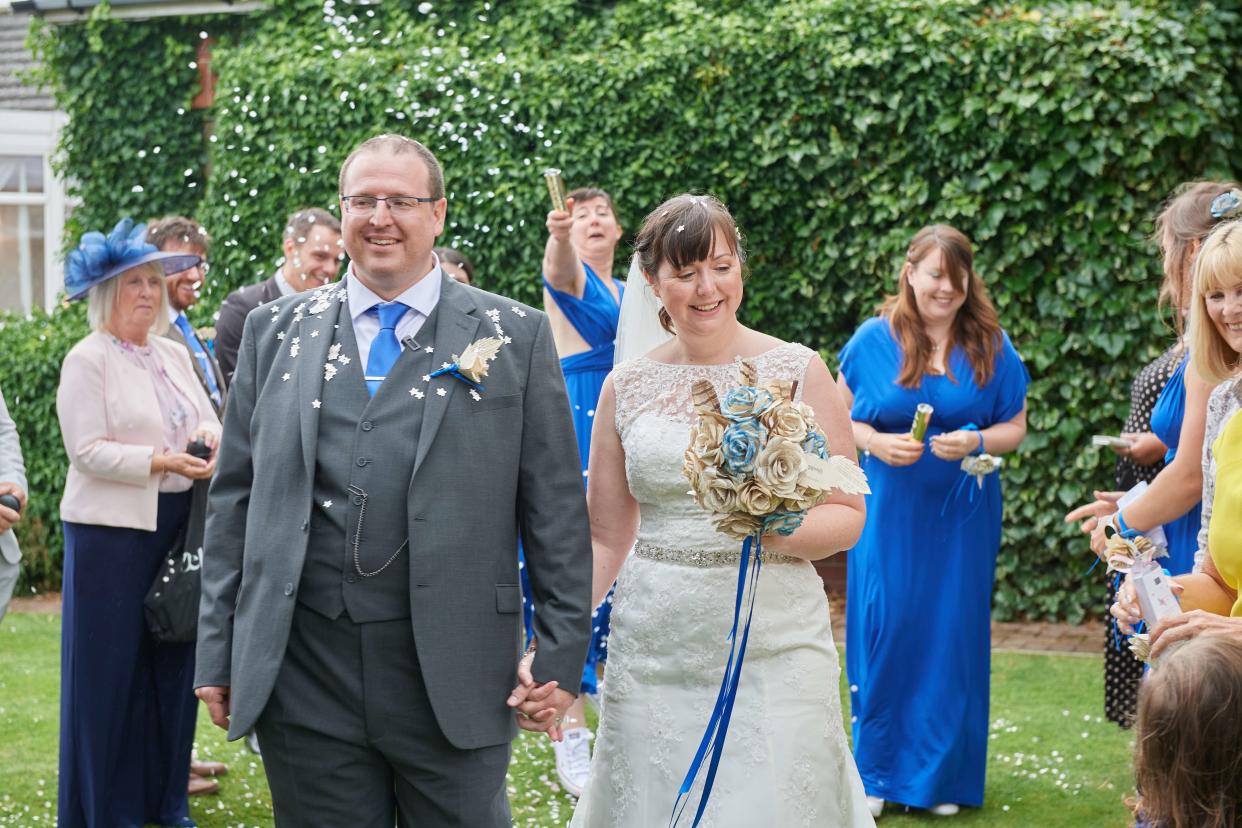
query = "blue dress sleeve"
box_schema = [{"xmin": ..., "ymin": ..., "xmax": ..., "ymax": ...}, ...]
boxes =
[
  {"xmin": 988, "ymin": 331, "xmax": 1030, "ymax": 425},
  {"xmin": 838, "ymin": 317, "xmax": 889, "ymax": 423}
]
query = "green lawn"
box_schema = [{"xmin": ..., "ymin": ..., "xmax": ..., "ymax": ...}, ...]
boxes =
[{"xmin": 0, "ymin": 612, "xmax": 1135, "ymax": 827}]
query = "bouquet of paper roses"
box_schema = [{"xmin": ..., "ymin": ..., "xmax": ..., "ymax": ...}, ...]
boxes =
[{"xmin": 682, "ymin": 359, "xmax": 870, "ymax": 540}]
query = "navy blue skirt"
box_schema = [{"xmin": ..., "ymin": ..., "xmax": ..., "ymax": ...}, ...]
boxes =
[{"xmin": 58, "ymin": 491, "xmax": 197, "ymax": 828}]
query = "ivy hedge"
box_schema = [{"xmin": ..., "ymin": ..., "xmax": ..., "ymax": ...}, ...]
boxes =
[{"xmin": 5, "ymin": 0, "xmax": 1240, "ymax": 620}]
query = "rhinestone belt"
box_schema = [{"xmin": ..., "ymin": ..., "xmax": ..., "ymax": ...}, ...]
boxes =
[{"xmin": 633, "ymin": 541, "xmax": 798, "ymax": 568}]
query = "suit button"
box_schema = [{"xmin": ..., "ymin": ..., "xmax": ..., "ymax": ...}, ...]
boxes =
[
  {"xmin": 357, "ymin": 458, "xmax": 369, "ymax": 467},
  {"xmin": 283, "ymin": 583, "xmax": 294, "ymax": 596},
  {"xmin": 361, "ymin": 421, "xmax": 374, "ymax": 432},
  {"xmin": 352, "ymin": 495, "xmax": 363, "ymax": 505},
  {"xmin": 346, "ymin": 575, "xmax": 357, "ymax": 584}
]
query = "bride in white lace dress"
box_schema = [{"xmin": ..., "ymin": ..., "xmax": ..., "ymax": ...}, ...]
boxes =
[{"xmin": 570, "ymin": 195, "xmax": 874, "ymax": 827}]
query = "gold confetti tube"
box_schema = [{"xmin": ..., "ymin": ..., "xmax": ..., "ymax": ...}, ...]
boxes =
[
  {"xmin": 543, "ymin": 168, "xmax": 567, "ymax": 212},
  {"xmin": 910, "ymin": 403, "xmax": 933, "ymax": 442}
]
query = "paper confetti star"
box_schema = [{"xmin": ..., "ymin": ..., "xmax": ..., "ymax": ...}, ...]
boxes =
[
  {"xmin": 282, "ymin": 372, "xmax": 291, "ymax": 381},
  {"xmin": 328, "ymin": 343, "xmax": 341, "ymax": 361},
  {"xmin": 292, "ymin": 337, "xmax": 300, "ymax": 345},
  {"xmin": 338, "ymin": 356, "xmax": 351, "ymax": 365},
  {"xmin": 409, "ymin": 387, "xmax": 424, "ymax": 399},
  {"xmin": 424, "ymin": 346, "xmax": 434, "ymax": 353},
  {"xmin": 323, "ymin": 500, "xmax": 333, "ymax": 508},
  {"xmin": 310, "ymin": 330, "xmax": 319, "ymax": 337},
  {"xmin": 436, "ymin": 388, "xmax": 446, "ymax": 397},
  {"xmin": 469, "ymin": 390, "xmax": 481, "ymax": 401},
  {"xmin": 290, "ymin": 344, "xmax": 300, "ymax": 357},
  {"xmin": 277, "ymin": 331, "xmax": 286, "ymax": 340},
  {"xmin": 441, "ymin": 362, "xmax": 451, "ymax": 369},
  {"xmin": 312, "ymin": 399, "xmax": 321, "ymax": 409},
  {"xmin": 422, "ymin": 374, "xmax": 431, "ymax": 382},
  {"xmin": 511, "ymin": 306, "xmax": 526, "ymax": 317}
]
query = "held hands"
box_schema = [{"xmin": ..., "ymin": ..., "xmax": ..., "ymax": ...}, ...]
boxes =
[
  {"xmin": 506, "ymin": 649, "xmax": 575, "ymax": 742},
  {"xmin": 871, "ymin": 432, "xmax": 924, "ymax": 467},
  {"xmin": 1110, "ymin": 575, "xmax": 1185, "ymax": 635},
  {"xmin": 929, "ymin": 430, "xmax": 978, "ymax": 462},
  {"xmin": 1114, "ymin": 432, "xmax": 1166, "ymax": 466},
  {"xmin": 196, "ymin": 685, "xmax": 231, "ymax": 730},
  {"xmin": 1063, "ymin": 490, "xmax": 1122, "ymax": 546},
  {"xmin": 545, "ymin": 196, "xmax": 576, "ymax": 243},
  {"xmin": 0, "ymin": 482, "xmax": 25, "ymax": 533}
]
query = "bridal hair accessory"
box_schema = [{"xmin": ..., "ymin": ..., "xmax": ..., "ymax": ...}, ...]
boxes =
[
  {"xmin": 671, "ymin": 359, "xmax": 868, "ymax": 827},
  {"xmin": 64, "ymin": 217, "xmax": 202, "ymax": 301},
  {"xmin": 1210, "ymin": 189, "xmax": 1242, "ymax": 220}
]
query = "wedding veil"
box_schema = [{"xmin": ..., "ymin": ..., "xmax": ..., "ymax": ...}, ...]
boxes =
[{"xmin": 613, "ymin": 254, "xmax": 673, "ymax": 365}]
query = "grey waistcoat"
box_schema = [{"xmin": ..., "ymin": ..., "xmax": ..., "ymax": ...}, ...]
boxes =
[{"xmin": 298, "ymin": 301, "xmax": 441, "ymax": 623}]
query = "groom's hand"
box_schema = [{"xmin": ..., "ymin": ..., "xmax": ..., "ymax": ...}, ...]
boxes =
[
  {"xmin": 196, "ymin": 685, "xmax": 231, "ymax": 730},
  {"xmin": 507, "ymin": 651, "xmax": 577, "ymax": 741}
]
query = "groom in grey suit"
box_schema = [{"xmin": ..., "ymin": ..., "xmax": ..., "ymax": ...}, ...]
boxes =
[{"xmin": 195, "ymin": 134, "xmax": 592, "ymax": 826}]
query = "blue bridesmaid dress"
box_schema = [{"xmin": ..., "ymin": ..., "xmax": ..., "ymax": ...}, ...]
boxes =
[
  {"xmin": 839, "ymin": 317, "xmax": 1028, "ymax": 810},
  {"xmin": 521, "ymin": 263, "xmax": 623, "ymax": 694},
  {"xmin": 1147, "ymin": 354, "xmax": 1201, "ymax": 576}
]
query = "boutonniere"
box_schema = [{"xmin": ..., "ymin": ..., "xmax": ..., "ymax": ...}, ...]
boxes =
[{"xmin": 430, "ymin": 336, "xmax": 504, "ymax": 392}]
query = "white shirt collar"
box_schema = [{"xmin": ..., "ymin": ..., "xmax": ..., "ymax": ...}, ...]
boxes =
[
  {"xmin": 275, "ymin": 269, "xmax": 296, "ymax": 297},
  {"xmin": 347, "ymin": 256, "xmax": 443, "ymax": 321}
]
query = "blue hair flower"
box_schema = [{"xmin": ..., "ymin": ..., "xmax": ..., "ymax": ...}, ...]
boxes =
[{"xmin": 1210, "ymin": 189, "xmax": 1242, "ymax": 221}]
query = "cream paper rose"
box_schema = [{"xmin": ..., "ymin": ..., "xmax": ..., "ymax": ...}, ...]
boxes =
[
  {"xmin": 713, "ymin": 511, "xmax": 763, "ymax": 539},
  {"xmin": 753, "ymin": 436, "xmax": 807, "ymax": 499},
  {"xmin": 781, "ymin": 485, "xmax": 825, "ymax": 514},
  {"xmin": 697, "ymin": 468, "xmax": 742, "ymax": 514},
  {"xmin": 689, "ymin": 414, "xmax": 728, "ymax": 467},
  {"xmin": 736, "ymin": 478, "xmax": 780, "ymax": 516},
  {"xmin": 760, "ymin": 399, "xmax": 809, "ymax": 443}
]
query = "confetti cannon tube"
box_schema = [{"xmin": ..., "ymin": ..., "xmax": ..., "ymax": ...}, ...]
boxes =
[
  {"xmin": 543, "ymin": 168, "xmax": 567, "ymax": 212},
  {"xmin": 910, "ymin": 403, "xmax": 933, "ymax": 442}
]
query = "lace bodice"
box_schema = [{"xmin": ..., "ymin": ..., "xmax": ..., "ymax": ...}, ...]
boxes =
[
  {"xmin": 1196, "ymin": 376, "xmax": 1242, "ymax": 570},
  {"xmin": 610, "ymin": 343, "xmax": 815, "ymax": 553}
]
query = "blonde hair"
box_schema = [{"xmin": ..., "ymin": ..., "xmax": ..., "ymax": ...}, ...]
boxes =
[
  {"xmin": 1189, "ymin": 218, "xmax": 1242, "ymax": 384},
  {"xmin": 86, "ymin": 261, "xmax": 170, "ymax": 337}
]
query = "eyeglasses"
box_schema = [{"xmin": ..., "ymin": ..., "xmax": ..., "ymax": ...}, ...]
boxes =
[
  {"xmin": 340, "ymin": 195, "xmax": 437, "ymax": 215},
  {"xmin": 169, "ymin": 261, "xmax": 209, "ymax": 276}
]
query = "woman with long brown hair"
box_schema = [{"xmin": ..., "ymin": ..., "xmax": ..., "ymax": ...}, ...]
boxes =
[{"xmin": 837, "ymin": 224, "xmax": 1028, "ymax": 818}]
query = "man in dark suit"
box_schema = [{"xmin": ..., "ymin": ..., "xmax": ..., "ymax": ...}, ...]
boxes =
[
  {"xmin": 195, "ymin": 134, "xmax": 591, "ymax": 826},
  {"xmin": 212, "ymin": 208, "xmax": 343, "ymax": 385},
  {"xmin": 147, "ymin": 216, "xmax": 227, "ymax": 417}
]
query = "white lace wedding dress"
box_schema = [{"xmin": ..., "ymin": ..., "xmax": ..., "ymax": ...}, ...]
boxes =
[{"xmin": 570, "ymin": 343, "xmax": 874, "ymax": 828}]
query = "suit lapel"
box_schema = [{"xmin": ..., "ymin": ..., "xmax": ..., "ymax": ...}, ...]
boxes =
[
  {"xmin": 414, "ymin": 278, "xmax": 481, "ymax": 476},
  {"xmin": 295, "ymin": 285, "xmax": 347, "ymax": 481}
]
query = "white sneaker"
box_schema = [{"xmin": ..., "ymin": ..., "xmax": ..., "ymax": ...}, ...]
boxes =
[
  {"xmin": 553, "ymin": 727, "xmax": 593, "ymax": 798},
  {"xmin": 867, "ymin": 797, "xmax": 885, "ymax": 818},
  {"xmin": 929, "ymin": 803, "xmax": 959, "ymax": 816}
]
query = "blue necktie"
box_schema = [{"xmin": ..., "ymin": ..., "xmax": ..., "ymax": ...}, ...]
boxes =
[
  {"xmin": 365, "ymin": 302, "xmax": 409, "ymax": 397},
  {"xmin": 174, "ymin": 314, "xmax": 222, "ymax": 406}
]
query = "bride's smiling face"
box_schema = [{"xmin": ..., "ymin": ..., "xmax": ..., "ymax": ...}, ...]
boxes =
[{"xmin": 649, "ymin": 227, "xmax": 744, "ymax": 337}]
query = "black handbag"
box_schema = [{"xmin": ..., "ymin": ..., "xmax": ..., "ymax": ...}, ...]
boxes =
[{"xmin": 144, "ymin": 479, "xmax": 208, "ymax": 643}]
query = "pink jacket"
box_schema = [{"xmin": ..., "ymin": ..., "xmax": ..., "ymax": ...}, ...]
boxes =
[{"xmin": 57, "ymin": 331, "xmax": 221, "ymax": 531}]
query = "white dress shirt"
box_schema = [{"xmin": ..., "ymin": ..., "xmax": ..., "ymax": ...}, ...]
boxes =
[{"xmin": 347, "ymin": 257, "xmax": 444, "ymax": 370}]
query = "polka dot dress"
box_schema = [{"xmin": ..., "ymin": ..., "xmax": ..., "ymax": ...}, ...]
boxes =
[{"xmin": 1104, "ymin": 343, "xmax": 1180, "ymax": 728}]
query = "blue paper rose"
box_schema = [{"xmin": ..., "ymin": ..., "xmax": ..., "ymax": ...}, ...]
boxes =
[
  {"xmin": 763, "ymin": 511, "xmax": 805, "ymax": 537},
  {"xmin": 802, "ymin": 430, "xmax": 828, "ymax": 460},
  {"xmin": 721, "ymin": 419, "xmax": 767, "ymax": 476},
  {"xmin": 721, "ymin": 386, "xmax": 775, "ymax": 422}
]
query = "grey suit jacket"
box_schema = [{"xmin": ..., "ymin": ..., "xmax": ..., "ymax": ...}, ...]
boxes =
[
  {"xmin": 196, "ymin": 275, "xmax": 593, "ymax": 748},
  {"xmin": 0, "ymin": 385, "xmax": 26, "ymax": 565},
  {"xmin": 165, "ymin": 320, "xmax": 227, "ymax": 417},
  {"xmin": 214, "ymin": 275, "xmax": 282, "ymax": 385}
]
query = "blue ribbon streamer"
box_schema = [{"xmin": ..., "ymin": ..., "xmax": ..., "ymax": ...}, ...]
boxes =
[
  {"xmin": 428, "ymin": 362, "xmax": 485, "ymax": 392},
  {"xmin": 670, "ymin": 535, "xmax": 763, "ymax": 827}
]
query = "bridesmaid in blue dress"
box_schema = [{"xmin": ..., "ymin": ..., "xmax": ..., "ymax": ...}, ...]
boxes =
[
  {"xmin": 838, "ymin": 225, "xmax": 1029, "ymax": 819},
  {"xmin": 529, "ymin": 185, "xmax": 624, "ymax": 796},
  {"xmin": 1083, "ymin": 183, "xmax": 1241, "ymax": 566}
]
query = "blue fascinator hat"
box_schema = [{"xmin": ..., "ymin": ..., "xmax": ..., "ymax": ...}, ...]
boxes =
[{"xmin": 64, "ymin": 218, "xmax": 202, "ymax": 301}]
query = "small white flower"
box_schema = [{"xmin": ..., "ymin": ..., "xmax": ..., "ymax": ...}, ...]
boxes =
[
  {"xmin": 436, "ymin": 387, "xmax": 447, "ymax": 397},
  {"xmin": 282, "ymin": 372, "xmax": 291, "ymax": 381},
  {"xmin": 312, "ymin": 399, "xmax": 321, "ymax": 408},
  {"xmin": 322, "ymin": 499, "xmax": 333, "ymax": 508}
]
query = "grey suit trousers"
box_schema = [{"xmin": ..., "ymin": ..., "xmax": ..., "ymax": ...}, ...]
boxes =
[{"xmin": 255, "ymin": 604, "xmax": 511, "ymax": 827}]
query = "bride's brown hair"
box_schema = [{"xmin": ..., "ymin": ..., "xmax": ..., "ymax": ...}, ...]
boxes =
[
  {"xmin": 634, "ymin": 194, "xmax": 748, "ymax": 334},
  {"xmin": 879, "ymin": 224, "xmax": 1003, "ymax": 389}
]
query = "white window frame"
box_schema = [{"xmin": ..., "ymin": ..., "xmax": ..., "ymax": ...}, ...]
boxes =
[{"xmin": 0, "ymin": 109, "xmax": 68, "ymax": 312}]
